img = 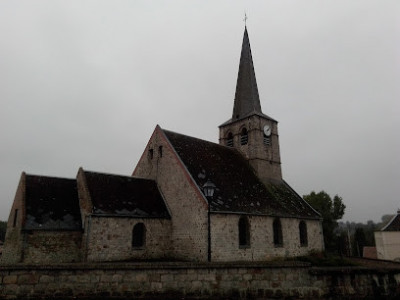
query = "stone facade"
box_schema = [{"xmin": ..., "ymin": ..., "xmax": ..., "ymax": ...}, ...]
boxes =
[
  {"xmin": 23, "ymin": 231, "xmax": 82, "ymax": 264},
  {"xmin": 210, "ymin": 214, "xmax": 323, "ymax": 262},
  {"xmin": 1, "ymin": 174, "xmax": 26, "ymax": 264},
  {"xmin": 133, "ymin": 129, "xmax": 209, "ymax": 262},
  {"xmin": 85, "ymin": 217, "xmax": 172, "ymax": 262},
  {"xmin": 219, "ymin": 115, "xmax": 282, "ymax": 184}
]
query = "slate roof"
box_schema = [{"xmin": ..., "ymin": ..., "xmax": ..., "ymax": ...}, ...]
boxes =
[
  {"xmin": 163, "ymin": 129, "xmax": 320, "ymax": 219},
  {"xmin": 221, "ymin": 27, "xmax": 275, "ymax": 127},
  {"xmin": 24, "ymin": 175, "xmax": 82, "ymax": 230},
  {"xmin": 381, "ymin": 212, "xmax": 400, "ymax": 231},
  {"xmin": 83, "ymin": 171, "xmax": 170, "ymax": 218}
]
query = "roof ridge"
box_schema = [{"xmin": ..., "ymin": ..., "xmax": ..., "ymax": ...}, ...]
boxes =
[
  {"xmin": 83, "ymin": 169, "xmax": 156, "ymax": 182},
  {"xmin": 25, "ymin": 174, "xmax": 76, "ymax": 181}
]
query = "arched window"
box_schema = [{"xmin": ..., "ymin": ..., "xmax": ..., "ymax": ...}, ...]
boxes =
[
  {"xmin": 132, "ymin": 223, "xmax": 146, "ymax": 248},
  {"xmin": 299, "ymin": 221, "xmax": 308, "ymax": 247},
  {"xmin": 227, "ymin": 132, "xmax": 234, "ymax": 147},
  {"xmin": 238, "ymin": 216, "xmax": 250, "ymax": 247},
  {"xmin": 240, "ymin": 128, "xmax": 248, "ymax": 145},
  {"xmin": 273, "ymin": 218, "xmax": 283, "ymax": 247}
]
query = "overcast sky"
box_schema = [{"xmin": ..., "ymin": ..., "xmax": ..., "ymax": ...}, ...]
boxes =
[{"xmin": 0, "ymin": 1, "xmax": 399, "ymax": 223}]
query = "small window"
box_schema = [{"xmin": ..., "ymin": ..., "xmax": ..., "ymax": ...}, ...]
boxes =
[
  {"xmin": 227, "ymin": 133, "xmax": 233, "ymax": 147},
  {"xmin": 149, "ymin": 149, "xmax": 154, "ymax": 159},
  {"xmin": 238, "ymin": 216, "xmax": 250, "ymax": 247},
  {"xmin": 240, "ymin": 128, "xmax": 248, "ymax": 145},
  {"xmin": 13, "ymin": 209, "xmax": 18, "ymax": 227},
  {"xmin": 132, "ymin": 223, "xmax": 146, "ymax": 248},
  {"xmin": 273, "ymin": 218, "xmax": 283, "ymax": 247},
  {"xmin": 158, "ymin": 146, "xmax": 163, "ymax": 157},
  {"xmin": 299, "ymin": 221, "xmax": 308, "ymax": 247}
]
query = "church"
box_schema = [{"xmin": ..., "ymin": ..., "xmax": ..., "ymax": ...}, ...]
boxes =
[{"xmin": 1, "ymin": 27, "xmax": 324, "ymax": 264}]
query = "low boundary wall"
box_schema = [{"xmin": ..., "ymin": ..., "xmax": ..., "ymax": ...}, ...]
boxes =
[{"xmin": 1, "ymin": 261, "xmax": 400, "ymax": 299}]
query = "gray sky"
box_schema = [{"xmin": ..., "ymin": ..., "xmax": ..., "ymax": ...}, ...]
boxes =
[{"xmin": 0, "ymin": 1, "xmax": 399, "ymax": 223}]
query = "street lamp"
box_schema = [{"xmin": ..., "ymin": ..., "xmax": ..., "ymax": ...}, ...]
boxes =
[
  {"xmin": 202, "ymin": 179, "xmax": 215, "ymax": 263},
  {"xmin": 202, "ymin": 179, "xmax": 216, "ymax": 197}
]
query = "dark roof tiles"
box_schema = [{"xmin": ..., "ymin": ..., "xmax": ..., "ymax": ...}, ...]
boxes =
[
  {"xmin": 163, "ymin": 129, "xmax": 320, "ymax": 219},
  {"xmin": 83, "ymin": 171, "xmax": 170, "ymax": 218},
  {"xmin": 381, "ymin": 213, "xmax": 400, "ymax": 231},
  {"xmin": 24, "ymin": 175, "xmax": 82, "ymax": 230}
]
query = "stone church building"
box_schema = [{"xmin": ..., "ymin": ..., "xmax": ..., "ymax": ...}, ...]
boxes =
[{"xmin": 1, "ymin": 28, "xmax": 324, "ymax": 264}]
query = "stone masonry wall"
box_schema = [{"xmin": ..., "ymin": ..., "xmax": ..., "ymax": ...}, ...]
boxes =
[
  {"xmin": 133, "ymin": 127, "xmax": 208, "ymax": 262},
  {"xmin": 219, "ymin": 115, "xmax": 282, "ymax": 183},
  {"xmin": 86, "ymin": 217, "xmax": 172, "ymax": 262},
  {"xmin": 22, "ymin": 231, "xmax": 82, "ymax": 264},
  {"xmin": 211, "ymin": 214, "xmax": 324, "ymax": 261},
  {"xmin": 1, "ymin": 173, "xmax": 26, "ymax": 265},
  {"xmin": 1, "ymin": 262, "xmax": 400, "ymax": 299}
]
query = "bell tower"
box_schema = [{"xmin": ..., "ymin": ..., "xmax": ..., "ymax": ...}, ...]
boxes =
[{"xmin": 219, "ymin": 27, "xmax": 282, "ymax": 183}]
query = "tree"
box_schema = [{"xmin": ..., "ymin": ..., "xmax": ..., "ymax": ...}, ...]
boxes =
[
  {"xmin": 303, "ymin": 191, "xmax": 346, "ymax": 252},
  {"xmin": 353, "ymin": 227, "xmax": 367, "ymax": 257}
]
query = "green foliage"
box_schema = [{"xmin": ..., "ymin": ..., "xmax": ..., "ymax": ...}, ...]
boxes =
[
  {"xmin": 303, "ymin": 191, "xmax": 346, "ymax": 252},
  {"xmin": 353, "ymin": 227, "xmax": 367, "ymax": 257},
  {"xmin": 0, "ymin": 220, "xmax": 7, "ymax": 241}
]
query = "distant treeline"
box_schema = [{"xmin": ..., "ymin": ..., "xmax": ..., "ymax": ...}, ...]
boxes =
[{"xmin": 337, "ymin": 215, "xmax": 393, "ymax": 257}]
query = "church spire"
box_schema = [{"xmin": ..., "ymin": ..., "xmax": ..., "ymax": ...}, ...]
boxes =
[{"xmin": 232, "ymin": 27, "xmax": 262, "ymax": 120}]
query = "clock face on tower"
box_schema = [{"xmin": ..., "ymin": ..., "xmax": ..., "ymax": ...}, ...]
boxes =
[{"xmin": 263, "ymin": 125, "xmax": 271, "ymax": 136}]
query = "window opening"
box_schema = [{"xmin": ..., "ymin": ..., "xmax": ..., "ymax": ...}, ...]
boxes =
[
  {"xmin": 158, "ymin": 146, "xmax": 163, "ymax": 157},
  {"xmin": 238, "ymin": 216, "xmax": 250, "ymax": 247},
  {"xmin": 263, "ymin": 134, "xmax": 271, "ymax": 146},
  {"xmin": 227, "ymin": 133, "xmax": 233, "ymax": 147},
  {"xmin": 299, "ymin": 221, "xmax": 308, "ymax": 247},
  {"xmin": 13, "ymin": 209, "xmax": 18, "ymax": 227},
  {"xmin": 273, "ymin": 218, "xmax": 283, "ymax": 247},
  {"xmin": 132, "ymin": 223, "xmax": 146, "ymax": 248},
  {"xmin": 149, "ymin": 148, "xmax": 154, "ymax": 159},
  {"xmin": 240, "ymin": 128, "xmax": 248, "ymax": 145}
]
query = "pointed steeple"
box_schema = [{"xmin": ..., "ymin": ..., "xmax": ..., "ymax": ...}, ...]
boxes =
[{"xmin": 232, "ymin": 27, "xmax": 262, "ymax": 120}]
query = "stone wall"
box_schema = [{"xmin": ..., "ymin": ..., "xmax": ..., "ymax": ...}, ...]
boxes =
[
  {"xmin": 1, "ymin": 173, "xmax": 26, "ymax": 264},
  {"xmin": 85, "ymin": 216, "xmax": 172, "ymax": 262},
  {"xmin": 210, "ymin": 214, "xmax": 323, "ymax": 261},
  {"xmin": 133, "ymin": 127, "xmax": 209, "ymax": 262},
  {"xmin": 219, "ymin": 115, "xmax": 282, "ymax": 183},
  {"xmin": 23, "ymin": 231, "xmax": 82, "ymax": 264},
  {"xmin": 1, "ymin": 262, "xmax": 400, "ymax": 299}
]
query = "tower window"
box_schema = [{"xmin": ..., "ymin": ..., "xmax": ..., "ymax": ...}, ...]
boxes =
[
  {"xmin": 227, "ymin": 133, "xmax": 233, "ymax": 147},
  {"xmin": 132, "ymin": 223, "xmax": 146, "ymax": 248},
  {"xmin": 263, "ymin": 134, "xmax": 271, "ymax": 146},
  {"xmin": 273, "ymin": 218, "xmax": 283, "ymax": 247},
  {"xmin": 149, "ymin": 148, "xmax": 154, "ymax": 159},
  {"xmin": 238, "ymin": 216, "xmax": 250, "ymax": 247},
  {"xmin": 299, "ymin": 221, "xmax": 308, "ymax": 247},
  {"xmin": 240, "ymin": 128, "xmax": 248, "ymax": 145}
]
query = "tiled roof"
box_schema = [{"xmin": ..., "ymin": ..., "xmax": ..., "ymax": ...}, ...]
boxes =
[
  {"xmin": 83, "ymin": 171, "xmax": 170, "ymax": 218},
  {"xmin": 24, "ymin": 175, "xmax": 82, "ymax": 230},
  {"xmin": 163, "ymin": 129, "xmax": 320, "ymax": 219},
  {"xmin": 381, "ymin": 213, "xmax": 400, "ymax": 231}
]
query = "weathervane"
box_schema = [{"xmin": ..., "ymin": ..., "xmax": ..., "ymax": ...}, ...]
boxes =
[{"xmin": 244, "ymin": 12, "xmax": 248, "ymax": 26}]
